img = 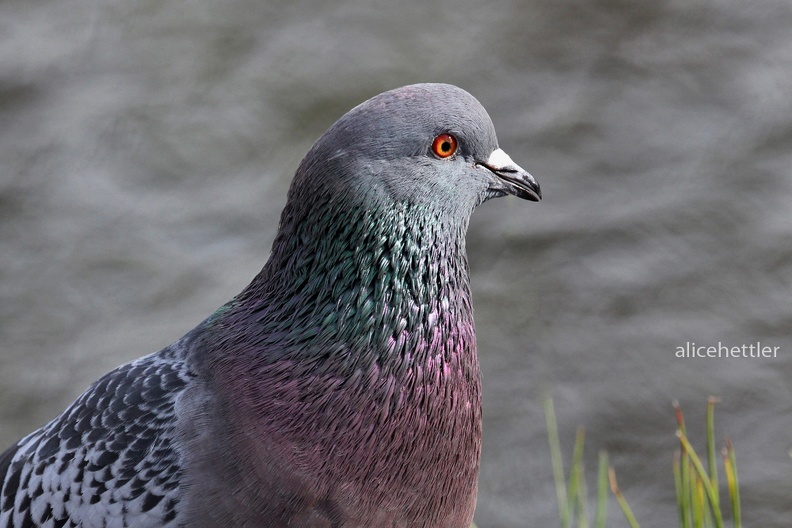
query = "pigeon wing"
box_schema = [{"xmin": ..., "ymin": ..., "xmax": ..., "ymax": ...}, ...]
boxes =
[{"xmin": 0, "ymin": 343, "xmax": 196, "ymax": 528}]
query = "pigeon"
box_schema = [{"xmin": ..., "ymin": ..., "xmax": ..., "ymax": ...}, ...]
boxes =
[{"xmin": 0, "ymin": 83, "xmax": 541, "ymax": 528}]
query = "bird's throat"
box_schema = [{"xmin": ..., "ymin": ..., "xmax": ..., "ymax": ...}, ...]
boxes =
[
  {"xmin": 207, "ymin": 192, "xmax": 482, "ymax": 527},
  {"xmin": 231, "ymin": 200, "xmax": 478, "ymax": 378}
]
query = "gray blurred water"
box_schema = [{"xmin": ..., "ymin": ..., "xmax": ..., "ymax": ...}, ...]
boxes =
[{"xmin": 1, "ymin": 0, "xmax": 791, "ymax": 526}]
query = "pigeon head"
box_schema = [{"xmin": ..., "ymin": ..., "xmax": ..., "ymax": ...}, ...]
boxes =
[
  {"xmin": 246, "ymin": 83, "xmax": 541, "ymax": 309},
  {"xmin": 289, "ymin": 83, "xmax": 540, "ymax": 221}
]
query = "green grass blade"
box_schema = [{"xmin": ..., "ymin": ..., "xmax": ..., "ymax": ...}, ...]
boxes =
[
  {"xmin": 569, "ymin": 426, "xmax": 588, "ymax": 528},
  {"xmin": 692, "ymin": 472, "xmax": 704, "ymax": 528},
  {"xmin": 674, "ymin": 402, "xmax": 691, "ymax": 528},
  {"xmin": 706, "ymin": 397, "xmax": 720, "ymax": 511},
  {"xmin": 595, "ymin": 451, "xmax": 609, "ymax": 528},
  {"xmin": 674, "ymin": 451, "xmax": 686, "ymax": 528},
  {"xmin": 676, "ymin": 431, "xmax": 724, "ymax": 528},
  {"xmin": 608, "ymin": 467, "xmax": 641, "ymax": 528},
  {"xmin": 544, "ymin": 397, "xmax": 570, "ymax": 528},
  {"xmin": 724, "ymin": 439, "xmax": 741, "ymax": 528}
]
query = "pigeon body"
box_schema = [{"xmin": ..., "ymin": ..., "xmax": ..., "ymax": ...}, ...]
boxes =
[{"xmin": 0, "ymin": 83, "xmax": 540, "ymax": 527}]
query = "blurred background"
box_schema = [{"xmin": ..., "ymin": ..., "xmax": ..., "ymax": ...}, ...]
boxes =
[{"xmin": 1, "ymin": 0, "xmax": 791, "ymax": 525}]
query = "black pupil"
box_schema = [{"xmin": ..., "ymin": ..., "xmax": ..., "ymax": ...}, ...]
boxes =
[{"xmin": 441, "ymin": 141, "xmax": 451, "ymax": 152}]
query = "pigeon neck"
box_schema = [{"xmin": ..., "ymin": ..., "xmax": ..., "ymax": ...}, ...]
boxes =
[
  {"xmin": 205, "ymin": 199, "xmax": 482, "ymax": 523},
  {"xmin": 228, "ymin": 198, "xmax": 477, "ymax": 375}
]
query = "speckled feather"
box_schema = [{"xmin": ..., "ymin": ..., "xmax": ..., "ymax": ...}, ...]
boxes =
[
  {"xmin": 0, "ymin": 83, "xmax": 539, "ymax": 527},
  {"xmin": 0, "ymin": 334, "xmax": 197, "ymax": 527}
]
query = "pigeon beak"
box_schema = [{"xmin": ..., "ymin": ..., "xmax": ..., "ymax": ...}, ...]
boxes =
[{"xmin": 478, "ymin": 148, "xmax": 541, "ymax": 201}]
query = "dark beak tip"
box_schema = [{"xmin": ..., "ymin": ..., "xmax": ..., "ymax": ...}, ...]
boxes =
[
  {"xmin": 502, "ymin": 173, "xmax": 541, "ymax": 202},
  {"xmin": 479, "ymin": 159, "xmax": 541, "ymax": 202}
]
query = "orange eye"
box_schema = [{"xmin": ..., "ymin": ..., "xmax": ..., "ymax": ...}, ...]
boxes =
[{"xmin": 431, "ymin": 133, "xmax": 457, "ymax": 158}]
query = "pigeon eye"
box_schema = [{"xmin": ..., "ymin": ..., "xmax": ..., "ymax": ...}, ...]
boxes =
[{"xmin": 431, "ymin": 133, "xmax": 457, "ymax": 159}]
